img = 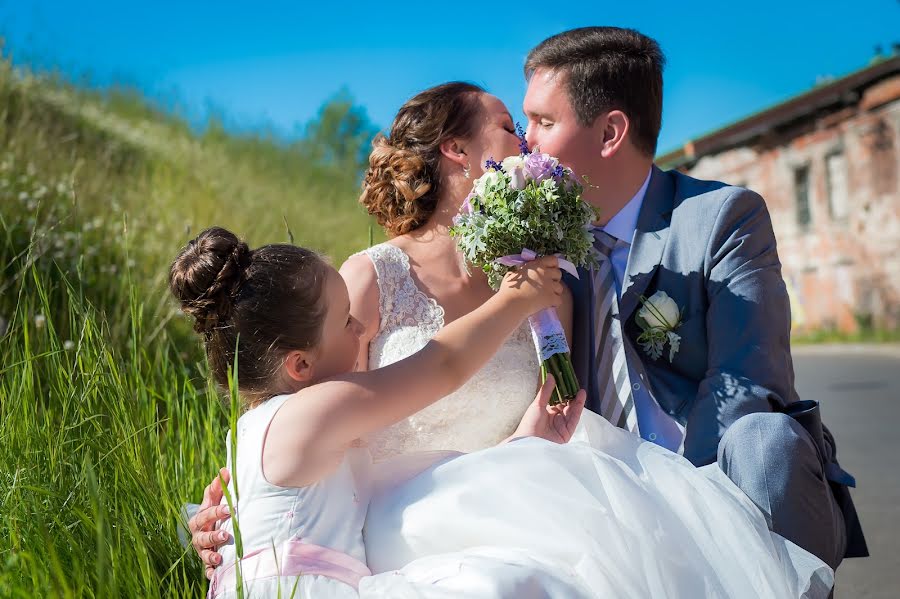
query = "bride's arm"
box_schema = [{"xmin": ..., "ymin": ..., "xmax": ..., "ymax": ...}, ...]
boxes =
[{"xmin": 339, "ymin": 254, "xmax": 381, "ymax": 371}]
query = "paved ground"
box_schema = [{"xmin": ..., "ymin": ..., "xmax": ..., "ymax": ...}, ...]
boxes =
[{"xmin": 792, "ymin": 345, "xmax": 900, "ymax": 598}]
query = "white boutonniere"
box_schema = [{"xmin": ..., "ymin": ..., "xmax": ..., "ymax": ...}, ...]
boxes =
[{"xmin": 635, "ymin": 291, "xmax": 683, "ymax": 362}]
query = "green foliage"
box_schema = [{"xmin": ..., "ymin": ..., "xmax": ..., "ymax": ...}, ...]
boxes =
[
  {"xmin": 299, "ymin": 87, "xmax": 380, "ymax": 174},
  {"xmin": 0, "ymin": 45, "xmax": 381, "ymax": 597},
  {"xmin": 450, "ymin": 157, "xmax": 598, "ymax": 289}
]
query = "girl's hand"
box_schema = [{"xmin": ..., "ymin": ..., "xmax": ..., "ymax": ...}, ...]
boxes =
[
  {"xmin": 497, "ymin": 256, "xmax": 563, "ymax": 315},
  {"xmin": 510, "ymin": 375, "xmax": 586, "ymax": 444}
]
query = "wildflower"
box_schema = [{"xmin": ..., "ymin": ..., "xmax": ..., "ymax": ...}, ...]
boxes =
[
  {"xmin": 515, "ymin": 122, "xmax": 529, "ymax": 154},
  {"xmin": 63, "ymin": 340, "xmax": 75, "ymax": 351},
  {"xmin": 34, "ymin": 314, "xmax": 46, "ymax": 329},
  {"xmin": 484, "ymin": 157, "xmax": 503, "ymax": 172}
]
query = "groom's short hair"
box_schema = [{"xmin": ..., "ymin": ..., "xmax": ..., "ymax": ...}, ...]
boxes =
[{"xmin": 525, "ymin": 27, "xmax": 665, "ymax": 157}]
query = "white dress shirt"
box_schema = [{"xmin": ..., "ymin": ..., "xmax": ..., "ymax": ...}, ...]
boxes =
[{"xmin": 597, "ymin": 169, "xmax": 685, "ymax": 452}]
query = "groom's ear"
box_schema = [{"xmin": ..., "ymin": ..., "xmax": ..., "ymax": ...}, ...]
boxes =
[
  {"xmin": 598, "ymin": 110, "xmax": 630, "ymax": 159},
  {"xmin": 439, "ymin": 138, "xmax": 468, "ymax": 168},
  {"xmin": 283, "ymin": 350, "xmax": 315, "ymax": 383}
]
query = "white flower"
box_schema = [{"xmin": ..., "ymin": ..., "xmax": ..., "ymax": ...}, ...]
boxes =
[
  {"xmin": 508, "ymin": 167, "xmax": 527, "ymax": 191},
  {"xmin": 501, "ymin": 155, "xmax": 528, "ymax": 190},
  {"xmin": 63, "ymin": 340, "xmax": 75, "ymax": 351},
  {"xmin": 34, "ymin": 314, "xmax": 46, "ymax": 329},
  {"xmin": 635, "ymin": 291, "xmax": 683, "ymax": 362},
  {"xmin": 501, "ymin": 155, "xmax": 526, "ymax": 172},
  {"xmin": 637, "ymin": 290, "xmax": 681, "ymax": 329},
  {"xmin": 473, "ymin": 170, "xmax": 503, "ymax": 196}
]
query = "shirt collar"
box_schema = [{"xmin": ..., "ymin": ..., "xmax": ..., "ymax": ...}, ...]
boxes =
[{"xmin": 598, "ymin": 168, "xmax": 652, "ymax": 245}]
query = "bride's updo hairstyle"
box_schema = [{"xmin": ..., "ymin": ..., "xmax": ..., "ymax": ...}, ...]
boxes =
[
  {"xmin": 169, "ymin": 226, "xmax": 330, "ymax": 403},
  {"xmin": 361, "ymin": 82, "xmax": 485, "ymax": 236}
]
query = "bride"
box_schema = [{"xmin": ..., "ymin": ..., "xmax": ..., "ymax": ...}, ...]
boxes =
[{"xmin": 342, "ymin": 81, "xmax": 571, "ymax": 459}]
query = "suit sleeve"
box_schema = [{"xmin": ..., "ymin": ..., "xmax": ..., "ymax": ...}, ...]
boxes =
[{"xmin": 682, "ymin": 188, "xmax": 798, "ymax": 465}]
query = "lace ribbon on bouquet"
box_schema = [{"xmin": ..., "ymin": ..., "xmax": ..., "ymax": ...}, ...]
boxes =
[{"xmin": 495, "ymin": 249, "xmax": 580, "ymax": 403}]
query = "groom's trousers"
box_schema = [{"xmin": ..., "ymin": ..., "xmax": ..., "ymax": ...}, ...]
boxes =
[{"xmin": 717, "ymin": 412, "xmax": 847, "ymax": 571}]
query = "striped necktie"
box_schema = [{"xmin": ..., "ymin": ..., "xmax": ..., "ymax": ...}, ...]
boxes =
[{"xmin": 591, "ymin": 230, "xmax": 639, "ymax": 432}]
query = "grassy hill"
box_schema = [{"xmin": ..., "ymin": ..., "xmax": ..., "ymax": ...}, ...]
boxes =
[{"xmin": 0, "ymin": 51, "xmax": 379, "ymax": 597}]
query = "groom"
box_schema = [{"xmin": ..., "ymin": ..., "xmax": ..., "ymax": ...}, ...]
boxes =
[{"xmin": 524, "ymin": 27, "xmax": 866, "ymax": 570}]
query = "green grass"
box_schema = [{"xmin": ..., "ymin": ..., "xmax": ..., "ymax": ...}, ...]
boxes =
[
  {"xmin": 791, "ymin": 327, "xmax": 900, "ymax": 345},
  {"xmin": 0, "ymin": 48, "xmax": 379, "ymax": 597}
]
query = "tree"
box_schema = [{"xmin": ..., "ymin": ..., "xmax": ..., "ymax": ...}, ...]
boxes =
[{"xmin": 300, "ymin": 88, "xmax": 379, "ymax": 176}]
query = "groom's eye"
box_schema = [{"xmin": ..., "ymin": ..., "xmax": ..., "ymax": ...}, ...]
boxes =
[{"xmin": 540, "ymin": 120, "xmax": 553, "ymax": 128}]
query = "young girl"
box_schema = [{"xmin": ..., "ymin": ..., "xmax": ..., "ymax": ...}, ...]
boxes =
[{"xmin": 170, "ymin": 226, "xmax": 578, "ymax": 598}]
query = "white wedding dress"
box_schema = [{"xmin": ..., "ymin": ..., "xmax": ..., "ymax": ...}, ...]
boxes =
[
  {"xmin": 211, "ymin": 399, "xmax": 833, "ymax": 599},
  {"xmin": 353, "ymin": 242, "xmax": 834, "ymax": 598},
  {"xmin": 361, "ymin": 243, "xmax": 540, "ymax": 460}
]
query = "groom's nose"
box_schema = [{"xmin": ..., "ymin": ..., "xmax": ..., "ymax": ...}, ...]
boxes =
[
  {"xmin": 525, "ymin": 123, "xmax": 541, "ymax": 153},
  {"xmin": 525, "ymin": 123, "xmax": 535, "ymax": 149}
]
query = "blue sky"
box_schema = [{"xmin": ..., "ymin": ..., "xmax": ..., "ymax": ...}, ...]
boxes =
[{"xmin": 1, "ymin": 1, "xmax": 897, "ymax": 154}]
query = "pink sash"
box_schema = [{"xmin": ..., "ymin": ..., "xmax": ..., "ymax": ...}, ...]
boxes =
[{"xmin": 208, "ymin": 538, "xmax": 372, "ymax": 597}]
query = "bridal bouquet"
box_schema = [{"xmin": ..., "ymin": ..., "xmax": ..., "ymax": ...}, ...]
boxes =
[{"xmin": 450, "ymin": 139, "xmax": 598, "ymax": 405}]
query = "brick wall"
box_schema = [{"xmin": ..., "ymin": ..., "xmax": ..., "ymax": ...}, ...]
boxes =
[{"xmin": 681, "ymin": 76, "xmax": 900, "ymax": 334}]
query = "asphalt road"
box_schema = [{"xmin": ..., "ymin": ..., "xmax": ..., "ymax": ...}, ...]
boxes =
[{"xmin": 792, "ymin": 345, "xmax": 900, "ymax": 598}]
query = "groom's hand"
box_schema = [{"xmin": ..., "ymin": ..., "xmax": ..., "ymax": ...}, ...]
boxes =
[
  {"xmin": 188, "ymin": 467, "xmax": 232, "ymax": 579},
  {"xmin": 510, "ymin": 375, "xmax": 586, "ymax": 444}
]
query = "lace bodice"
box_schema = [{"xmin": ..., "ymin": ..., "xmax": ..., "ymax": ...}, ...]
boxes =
[{"xmin": 361, "ymin": 243, "xmax": 540, "ymax": 461}]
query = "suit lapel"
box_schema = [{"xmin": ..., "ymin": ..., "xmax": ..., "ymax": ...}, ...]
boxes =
[{"xmin": 619, "ymin": 166, "xmax": 674, "ymax": 321}]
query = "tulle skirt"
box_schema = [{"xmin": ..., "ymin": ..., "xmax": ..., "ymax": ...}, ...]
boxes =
[{"xmin": 358, "ymin": 412, "xmax": 833, "ymax": 598}]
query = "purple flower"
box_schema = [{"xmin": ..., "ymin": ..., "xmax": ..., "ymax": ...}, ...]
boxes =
[
  {"xmin": 515, "ymin": 122, "xmax": 530, "ymax": 155},
  {"xmin": 524, "ymin": 152, "xmax": 559, "ymax": 183},
  {"xmin": 484, "ymin": 157, "xmax": 503, "ymax": 171}
]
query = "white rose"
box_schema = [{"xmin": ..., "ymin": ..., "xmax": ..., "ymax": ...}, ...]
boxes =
[
  {"xmin": 501, "ymin": 155, "xmax": 526, "ymax": 172},
  {"xmin": 637, "ymin": 291, "xmax": 681, "ymax": 329},
  {"xmin": 474, "ymin": 170, "xmax": 502, "ymax": 196}
]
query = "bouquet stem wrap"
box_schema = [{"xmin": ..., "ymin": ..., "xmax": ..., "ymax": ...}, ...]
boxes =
[
  {"xmin": 528, "ymin": 308, "xmax": 579, "ymax": 405},
  {"xmin": 498, "ymin": 249, "xmax": 580, "ymax": 405}
]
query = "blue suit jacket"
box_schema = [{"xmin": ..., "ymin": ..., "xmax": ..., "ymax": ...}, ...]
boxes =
[{"xmin": 567, "ymin": 166, "xmax": 867, "ymax": 558}]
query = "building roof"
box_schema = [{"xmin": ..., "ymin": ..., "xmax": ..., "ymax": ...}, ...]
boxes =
[{"xmin": 657, "ymin": 54, "xmax": 900, "ymax": 170}]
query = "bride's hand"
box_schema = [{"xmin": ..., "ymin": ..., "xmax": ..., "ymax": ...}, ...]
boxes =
[{"xmin": 509, "ymin": 375, "xmax": 586, "ymax": 444}]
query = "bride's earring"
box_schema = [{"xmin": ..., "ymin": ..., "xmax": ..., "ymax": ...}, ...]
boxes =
[{"xmin": 463, "ymin": 161, "xmax": 471, "ymax": 179}]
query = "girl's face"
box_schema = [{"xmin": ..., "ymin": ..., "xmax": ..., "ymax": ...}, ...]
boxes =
[{"xmin": 309, "ymin": 267, "xmax": 365, "ymax": 380}]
